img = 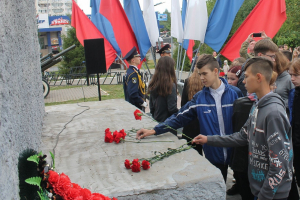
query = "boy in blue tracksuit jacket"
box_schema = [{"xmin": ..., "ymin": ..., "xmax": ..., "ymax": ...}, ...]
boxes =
[{"xmin": 137, "ymin": 55, "xmax": 243, "ymax": 182}]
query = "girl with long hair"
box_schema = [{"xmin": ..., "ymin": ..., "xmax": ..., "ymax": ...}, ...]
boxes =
[
  {"xmin": 180, "ymin": 55, "xmax": 204, "ymax": 155},
  {"xmin": 148, "ymin": 56, "xmax": 178, "ymax": 122}
]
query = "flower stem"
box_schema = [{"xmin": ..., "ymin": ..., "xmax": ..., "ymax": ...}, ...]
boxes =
[{"xmin": 141, "ymin": 113, "xmax": 194, "ymax": 141}]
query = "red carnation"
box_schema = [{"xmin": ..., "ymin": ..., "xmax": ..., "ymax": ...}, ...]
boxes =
[
  {"xmin": 48, "ymin": 170, "xmax": 59, "ymax": 187},
  {"xmin": 124, "ymin": 159, "xmax": 131, "ymax": 169},
  {"xmin": 131, "ymin": 159, "xmax": 141, "ymax": 172},
  {"xmin": 54, "ymin": 173, "xmax": 72, "ymax": 196},
  {"xmin": 134, "ymin": 109, "xmax": 143, "ymax": 120},
  {"xmin": 79, "ymin": 188, "xmax": 92, "ymax": 199},
  {"xmin": 142, "ymin": 160, "xmax": 151, "ymax": 170},
  {"xmin": 105, "ymin": 128, "xmax": 110, "ymax": 133},
  {"xmin": 74, "ymin": 197, "xmax": 84, "ymax": 200},
  {"xmin": 65, "ymin": 186, "xmax": 81, "ymax": 200},
  {"xmin": 105, "ymin": 132, "xmax": 114, "ymax": 143},
  {"xmin": 119, "ymin": 129, "xmax": 127, "ymax": 139},
  {"xmin": 113, "ymin": 131, "xmax": 122, "ymax": 144}
]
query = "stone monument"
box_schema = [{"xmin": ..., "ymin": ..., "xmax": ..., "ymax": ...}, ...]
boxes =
[
  {"xmin": 0, "ymin": 1, "xmax": 44, "ymax": 199},
  {"xmin": 41, "ymin": 100, "xmax": 226, "ymax": 199}
]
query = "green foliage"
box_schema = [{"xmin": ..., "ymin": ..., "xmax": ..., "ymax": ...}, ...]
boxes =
[
  {"xmin": 50, "ymin": 151, "xmax": 55, "ymax": 170},
  {"xmin": 27, "ymin": 154, "xmax": 39, "ymax": 165},
  {"xmin": 159, "ymin": 9, "xmax": 171, "ymax": 31},
  {"xmin": 61, "ymin": 27, "xmax": 85, "ymax": 74},
  {"xmin": 37, "ymin": 189, "xmax": 49, "ymax": 200},
  {"xmin": 25, "ymin": 177, "xmax": 42, "ymax": 189},
  {"xmin": 273, "ymin": 0, "xmax": 300, "ymax": 47}
]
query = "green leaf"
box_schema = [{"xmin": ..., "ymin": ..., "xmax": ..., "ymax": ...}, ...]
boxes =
[
  {"xmin": 25, "ymin": 177, "xmax": 42, "ymax": 189},
  {"xmin": 38, "ymin": 151, "xmax": 43, "ymax": 157},
  {"xmin": 27, "ymin": 155, "xmax": 39, "ymax": 164},
  {"xmin": 49, "ymin": 152, "xmax": 55, "ymax": 170}
]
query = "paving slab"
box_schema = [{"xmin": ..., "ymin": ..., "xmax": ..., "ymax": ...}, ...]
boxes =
[{"xmin": 41, "ymin": 99, "xmax": 226, "ymax": 199}]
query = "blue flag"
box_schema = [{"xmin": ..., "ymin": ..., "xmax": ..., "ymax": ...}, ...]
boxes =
[
  {"xmin": 90, "ymin": 0, "xmax": 121, "ymax": 55},
  {"xmin": 181, "ymin": 0, "xmax": 190, "ymax": 50},
  {"xmin": 204, "ymin": 0, "xmax": 245, "ymax": 52},
  {"xmin": 123, "ymin": 0, "xmax": 151, "ymax": 60}
]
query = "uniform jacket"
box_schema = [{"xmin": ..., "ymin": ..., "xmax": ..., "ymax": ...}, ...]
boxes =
[
  {"xmin": 207, "ymin": 93, "xmax": 293, "ymax": 200},
  {"xmin": 239, "ymin": 41, "xmax": 255, "ymax": 60},
  {"xmin": 123, "ymin": 65, "xmax": 145, "ymax": 109},
  {"xmin": 153, "ymin": 78, "xmax": 243, "ymax": 165}
]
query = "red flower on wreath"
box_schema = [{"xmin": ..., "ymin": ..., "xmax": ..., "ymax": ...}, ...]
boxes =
[
  {"xmin": 134, "ymin": 109, "xmax": 143, "ymax": 120},
  {"xmin": 124, "ymin": 159, "xmax": 131, "ymax": 169},
  {"xmin": 142, "ymin": 160, "xmax": 151, "ymax": 170},
  {"xmin": 131, "ymin": 159, "xmax": 141, "ymax": 172}
]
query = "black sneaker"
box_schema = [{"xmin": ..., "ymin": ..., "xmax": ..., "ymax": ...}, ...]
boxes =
[{"xmin": 227, "ymin": 183, "xmax": 239, "ymax": 195}]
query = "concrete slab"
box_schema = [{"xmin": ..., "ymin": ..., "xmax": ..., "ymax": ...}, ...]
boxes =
[{"xmin": 41, "ymin": 99, "xmax": 226, "ymax": 199}]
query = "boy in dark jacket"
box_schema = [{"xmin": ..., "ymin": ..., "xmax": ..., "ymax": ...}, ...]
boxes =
[
  {"xmin": 193, "ymin": 57, "xmax": 293, "ymax": 200},
  {"xmin": 136, "ymin": 55, "xmax": 243, "ymax": 182}
]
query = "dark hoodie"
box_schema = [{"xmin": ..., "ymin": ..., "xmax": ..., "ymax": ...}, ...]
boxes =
[{"xmin": 207, "ymin": 92, "xmax": 293, "ymax": 200}]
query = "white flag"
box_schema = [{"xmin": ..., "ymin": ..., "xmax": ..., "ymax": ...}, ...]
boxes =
[
  {"xmin": 143, "ymin": 0, "xmax": 159, "ymax": 47},
  {"xmin": 171, "ymin": 0, "xmax": 183, "ymax": 43},
  {"xmin": 183, "ymin": 0, "xmax": 208, "ymax": 43}
]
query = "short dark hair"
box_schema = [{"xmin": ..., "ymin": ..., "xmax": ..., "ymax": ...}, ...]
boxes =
[
  {"xmin": 279, "ymin": 45, "xmax": 284, "ymax": 48},
  {"xmin": 254, "ymin": 39, "xmax": 278, "ymax": 55},
  {"xmin": 281, "ymin": 50, "xmax": 292, "ymax": 61},
  {"xmin": 196, "ymin": 54, "xmax": 219, "ymax": 71},
  {"xmin": 244, "ymin": 57, "xmax": 274, "ymax": 83}
]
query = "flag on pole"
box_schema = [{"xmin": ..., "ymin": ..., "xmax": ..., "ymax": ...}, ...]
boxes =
[
  {"xmin": 90, "ymin": 0, "xmax": 121, "ymax": 55},
  {"xmin": 143, "ymin": 0, "xmax": 159, "ymax": 47},
  {"xmin": 123, "ymin": 0, "xmax": 151, "ymax": 61},
  {"xmin": 171, "ymin": 0, "xmax": 183, "ymax": 43},
  {"xmin": 183, "ymin": 0, "xmax": 208, "ymax": 43},
  {"xmin": 220, "ymin": 0, "xmax": 287, "ymax": 61},
  {"xmin": 71, "ymin": 0, "xmax": 116, "ymax": 70},
  {"xmin": 181, "ymin": 0, "xmax": 194, "ymax": 63},
  {"xmin": 204, "ymin": 0, "xmax": 245, "ymax": 53},
  {"xmin": 99, "ymin": 0, "xmax": 139, "ymax": 61}
]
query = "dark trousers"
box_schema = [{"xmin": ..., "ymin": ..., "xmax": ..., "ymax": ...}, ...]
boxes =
[
  {"xmin": 287, "ymin": 173, "xmax": 299, "ymax": 200},
  {"xmin": 294, "ymin": 147, "xmax": 300, "ymax": 187},
  {"xmin": 214, "ymin": 164, "xmax": 228, "ymax": 183},
  {"xmin": 235, "ymin": 171, "xmax": 254, "ymax": 200}
]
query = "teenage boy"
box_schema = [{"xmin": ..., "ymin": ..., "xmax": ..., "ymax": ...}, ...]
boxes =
[
  {"xmin": 193, "ymin": 57, "xmax": 293, "ymax": 200},
  {"xmin": 136, "ymin": 55, "xmax": 243, "ymax": 182},
  {"xmin": 123, "ymin": 47, "xmax": 147, "ymax": 111},
  {"xmin": 237, "ymin": 38, "xmax": 278, "ymax": 96}
]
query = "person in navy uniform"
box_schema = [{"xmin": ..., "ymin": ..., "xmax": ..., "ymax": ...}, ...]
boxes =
[
  {"xmin": 157, "ymin": 44, "xmax": 172, "ymax": 57},
  {"xmin": 123, "ymin": 47, "xmax": 147, "ymax": 111}
]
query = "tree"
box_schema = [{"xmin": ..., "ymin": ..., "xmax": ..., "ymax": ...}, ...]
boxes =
[
  {"xmin": 60, "ymin": 27, "xmax": 85, "ymax": 74},
  {"xmin": 273, "ymin": 0, "xmax": 300, "ymax": 47}
]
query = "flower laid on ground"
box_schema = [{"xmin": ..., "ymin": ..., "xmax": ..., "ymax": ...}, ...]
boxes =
[
  {"xmin": 133, "ymin": 109, "xmax": 143, "ymax": 120},
  {"xmin": 104, "ymin": 128, "xmax": 126, "ymax": 144},
  {"xmin": 142, "ymin": 160, "xmax": 150, "ymax": 170},
  {"xmin": 125, "ymin": 110, "xmax": 193, "ymax": 173},
  {"xmin": 124, "ymin": 159, "xmax": 147, "ymax": 172}
]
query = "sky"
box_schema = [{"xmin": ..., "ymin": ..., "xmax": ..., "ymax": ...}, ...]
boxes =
[{"xmin": 77, "ymin": 0, "xmax": 183, "ymax": 15}]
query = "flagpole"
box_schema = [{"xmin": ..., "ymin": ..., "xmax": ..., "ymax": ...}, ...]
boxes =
[
  {"xmin": 150, "ymin": 47, "xmax": 156, "ymax": 67},
  {"xmin": 176, "ymin": 44, "xmax": 183, "ymax": 79},
  {"xmin": 175, "ymin": 43, "xmax": 181, "ymax": 78},
  {"xmin": 143, "ymin": 62, "xmax": 152, "ymax": 76},
  {"xmin": 115, "ymin": 53, "xmax": 127, "ymax": 69},
  {"xmin": 188, "ymin": 43, "xmax": 201, "ymax": 78},
  {"xmin": 179, "ymin": 50, "xmax": 186, "ymax": 82}
]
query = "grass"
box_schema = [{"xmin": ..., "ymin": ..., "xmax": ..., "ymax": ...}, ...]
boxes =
[
  {"xmin": 146, "ymin": 59, "xmax": 155, "ymax": 69},
  {"xmin": 45, "ymin": 84, "xmax": 125, "ymax": 107}
]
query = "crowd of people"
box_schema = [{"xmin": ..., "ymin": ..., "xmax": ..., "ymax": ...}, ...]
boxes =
[{"xmin": 122, "ymin": 33, "xmax": 300, "ymax": 200}]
